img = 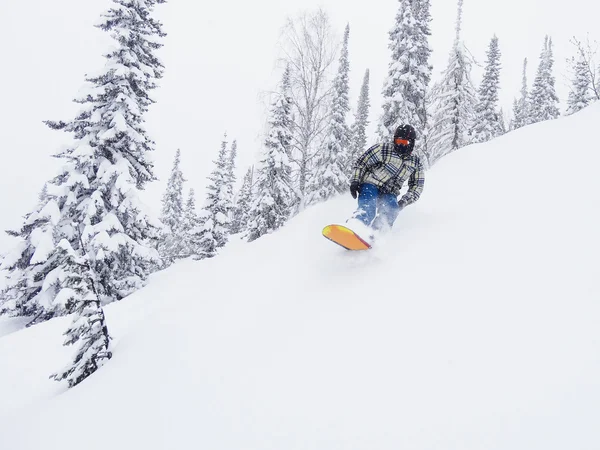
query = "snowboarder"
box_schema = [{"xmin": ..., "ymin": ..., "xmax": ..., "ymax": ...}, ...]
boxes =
[{"xmin": 347, "ymin": 124, "xmax": 425, "ymax": 233}]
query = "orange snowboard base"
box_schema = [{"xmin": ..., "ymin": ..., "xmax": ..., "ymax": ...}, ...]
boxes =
[{"xmin": 322, "ymin": 224, "xmax": 372, "ymax": 251}]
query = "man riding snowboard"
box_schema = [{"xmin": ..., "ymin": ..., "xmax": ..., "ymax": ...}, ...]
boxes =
[{"xmin": 347, "ymin": 124, "xmax": 425, "ymax": 234}]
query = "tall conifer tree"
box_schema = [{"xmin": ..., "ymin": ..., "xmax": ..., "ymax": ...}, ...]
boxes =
[
  {"xmin": 196, "ymin": 135, "xmax": 233, "ymax": 258},
  {"xmin": 159, "ymin": 149, "xmax": 186, "ymax": 262},
  {"xmin": 180, "ymin": 188, "xmax": 202, "ymax": 258},
  {"xmin": 530, "ymin": 36, "xmax": 560, "ymax": 123},
  {"xmin": 225, "ymin": 140, "xmax": 238, "ymax": 229},
  {"xmin": 227, "ymin": 140, "xmax": 237, "ymax": 195},
  {"xmin": 230, "ymin": 168, "xmax": 254, "ymax": 235},
  {"xmin": 0, "ymin": 0, "xmax": 167, "ymax": 387},
  {"xmin": 0, "ymin": 0, "xmax": 166, "ymax": 331},
  {"xmin": 427, "ymin": 0, "xmax": 477, "ymax": 165},
  {"xmin": 349, "ymin": 69, "xmax": 371, "ymax": 173},
  {"xmin": 246, "ymin": 68, "xmax": 296, "ymax": 242},
  {"xmin": 414, "ymin": 0, "xmax": 433, "ymax": 150},
  {"xmin": 161, "ymin": 149, "xmax": 185, "ymax": 232},
  {"xmin": 511, "ymin": 58, "xmax": 531, "ymax": 130},
  {"xmin": 49, "ymin": 243, "xmax": 112, "ymax": 387},
  {"xmin": 472, "ymin": 35, "xmax": 503, "ymax": 143},
  {"xmin": 380, "ymin": 0, "xmax": 432, "ymax": 149}
]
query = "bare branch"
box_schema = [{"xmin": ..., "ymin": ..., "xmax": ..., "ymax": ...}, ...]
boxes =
[
  {"xmin": 570, "ymin": 35, "xmax": 600, "ymax": 100},
  {"xmin": 277, "ymin": 8, "xmax": 338, "ymax": 195}
]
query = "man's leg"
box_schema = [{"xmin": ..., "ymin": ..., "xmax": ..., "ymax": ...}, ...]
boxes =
[
  {"xmin": 374, "ymin": 193, "xmax": 401, "ymax": 229},
  {"xmin": 352, "ymin": 183, "xmax": 379, "ymax": 226}
]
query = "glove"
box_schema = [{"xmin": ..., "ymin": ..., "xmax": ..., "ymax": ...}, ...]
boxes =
[
  {"xmin": 397, "ymin": 199, "xmax": 407, "ymax": 210},
  {"xmin": 350, "ymin": 182, "xmax": 360, "ymax": 199}
]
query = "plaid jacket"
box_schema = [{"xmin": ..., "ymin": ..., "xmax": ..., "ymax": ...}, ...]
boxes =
[{"xmin": 351, "ymin": 143, "xmax": 425, "ymax": 205}]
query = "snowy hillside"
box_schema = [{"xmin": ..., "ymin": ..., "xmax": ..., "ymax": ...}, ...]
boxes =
[{"xmin": 1, "ymin": 104, "xmax": 599, "ymax": 450}]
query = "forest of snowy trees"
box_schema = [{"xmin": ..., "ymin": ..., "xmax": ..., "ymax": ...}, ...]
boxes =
[{"xmin": 0, "ymin": 0, "xmax": 599, "ymax": 387}]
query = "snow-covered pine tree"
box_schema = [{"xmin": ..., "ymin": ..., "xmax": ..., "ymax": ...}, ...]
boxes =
[
  {"xmin": 530, "ymin": 36, "xmax": 560, "ymax": 123},
  {"xmin": 511, "ymin": 58, "xmax": 531, "ymax": 130},
  {"xmin": 472, "ymin": 35, "xmax": 504, "ymax": 143},
  {"xmin": 246, "ymin": 68, "xmax": 296, "ymax": 242},
  {"xmin": 305, "ymin": 24, "xmax": 351, "ymax": 206},
  {"xmin": 225, "ymin": 139, "xmax": 238, "ymax": 227},
  {"xmin": 0, "ymin": 183, "xmax": 47, "ymax": 319},
  {"xmin": 49, "ymin": 238, "xmax": 111, "ymax": 388},
  {"xmin": 195, "ymin": 135, "xmax": 233, "ymax": 258},
  {"xmin": 159, "ymin": 149, "xmax": 186, "ymax": 262},
  {"xmin": 413, "ymin": 0, "xmax": 433, "ymax": 153},
  {"xmin": 0, "ymin": 0, "xmax": 165, "ymax": 327},
  {"xmin": 228, "ymin": 140, "xmax": 238, "ymax": 186},
  {"xmin": 179, "ymin": 188, "xmax": 202, "ymax": 258},
  {"xmin": 498, "ymin": 108, "xmax": 507, "ymax": 134},
  {"xmin": 567, "ymin": 52, "xmax": 594, "ymax": 115},
  {"xmin": 348, "ymin": 69, "xmax": 371, "ymax": 174},
  {"xmin": 230, "ymin": 167, "xmax": 254, "ymax": 235},
  {"xmin": 161, "ymin": 149, "xmax": 185, "ymax": 233},
  {"xmin": 426, "ymin": 0, "xmax": 477, "ymax": 166},
  {"xmin": 380, "ymin": 0, "xmax": 433, "ymax": 148},
  {"xmin": 0, "ymin": 188, "xmax": 59, "ymax": 320}
]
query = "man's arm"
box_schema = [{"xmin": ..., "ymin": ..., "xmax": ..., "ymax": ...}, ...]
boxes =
[
  {"xmin": 398, "ymin": 159, "xmax": 425, "ymax": 207},
  {"xmin": 350, "ymin": 144, "xmax": 383, "ymax": 185}
]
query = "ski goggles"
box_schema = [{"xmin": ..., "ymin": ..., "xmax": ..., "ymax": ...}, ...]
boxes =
[{"xmin": 394, "ymin": 138, "xmax": 410, "ymax": 146}]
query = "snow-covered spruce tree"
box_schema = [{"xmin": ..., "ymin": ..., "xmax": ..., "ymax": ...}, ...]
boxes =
[
  {"xmin": 0, "ymin": 187, "xmax": 59, "ymax": 320},
  {"xmin": 246, "ymin": 68, "xmax": 297, "ymax": 242},
  {"xmin": 567, "ymin": 52, "xmax": 594, "ymax": 115},
  {"xmin": 349, "ymin": 69, "xmax": 371, "ymax": 173},
  {"xmin": 49, "ymin": 240, "xmax": 111, "ymax": 388},
  {"xmin": 228, "ymin": 140, "xmax": 238, "ymax": 189},
  {"xmin": 305, "ymin": 24, "xmax": 351, "ymax": 206},
  {"xmin": 530, "ymin": 36, "xmax": 560, "ymax": 123},
  {"xmin": 159, "ymin": 149, "xmax": 186, "ymax": 262},
  {"xmin": 472, "ymin": 35, "xmax": 504, "ymax": 143},
  {"xmin": 498, "ymin": 108, "xmax": 507, "ymax": 134},
  {"xmin": 414, "ymin": 0, "xmax": 433, "ymax": 153},
  {"xmin": 179, "ymin": 188, "xmax": 202, "ymax": 258},
  {"xmin": 226, "ymin": 139, "xmax": 238, "ymax": 226},
  {"xmin": 426, "ymin": 0, "xmax": 477, "ymax": 166},
  {"xmin": 0, "ymin": 0, "xmax": 165, "ymax": 328},
  {"xmin": 380, "ymin": 0, "xmax": 432, "ymax": 148},
  {"xmin": 511, "ymin": 58, "xmax": 531, "ymax": 130},
  {"xmin": 0, "ymin": 183, "xmax": 49, "ymax": 318},
  {"xmin": 230, "ymin": 167, "xmax": 254, "ymax": 235},
  {"xmin": 160, "ymin": 149, "xmax": 185, "ymax": 233},
  {"xmin": 195, "ymin": 135, "xmax": 233, "ymax": 258}
]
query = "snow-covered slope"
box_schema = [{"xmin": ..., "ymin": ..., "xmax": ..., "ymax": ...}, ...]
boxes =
[{"xmin": 1, "ymin": 104, "xmax": 599, "ymax": 450}]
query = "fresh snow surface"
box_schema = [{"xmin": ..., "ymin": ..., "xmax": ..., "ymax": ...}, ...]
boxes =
[{"xmin": 1, "ymin": 104, "xmax": 600, "ymax": 449}]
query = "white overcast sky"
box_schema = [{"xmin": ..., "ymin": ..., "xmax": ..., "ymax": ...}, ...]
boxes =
[{"xmin": 0, "ymin": 0, "xmax": 598, "ymax": 250}]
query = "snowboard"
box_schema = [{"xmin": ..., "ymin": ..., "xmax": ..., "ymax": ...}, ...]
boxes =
[{"xmin": 322, "ymin": 224, "xmax": 372, "ymax": 251}]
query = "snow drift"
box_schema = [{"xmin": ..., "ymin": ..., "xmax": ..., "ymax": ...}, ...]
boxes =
[{"xmin": 1, "ymin": 104, "xmax": 599, "ymax": 450}]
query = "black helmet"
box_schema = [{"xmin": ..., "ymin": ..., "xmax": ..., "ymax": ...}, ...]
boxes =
[{"xmin": 393, "ymin": 124, "xmax": 416, "ymax": 154}]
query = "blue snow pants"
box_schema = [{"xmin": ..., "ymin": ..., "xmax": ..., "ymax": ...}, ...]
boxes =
[{"xmin": 354, "ymin": 183, "xmax": 401, "ymax": 229}]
